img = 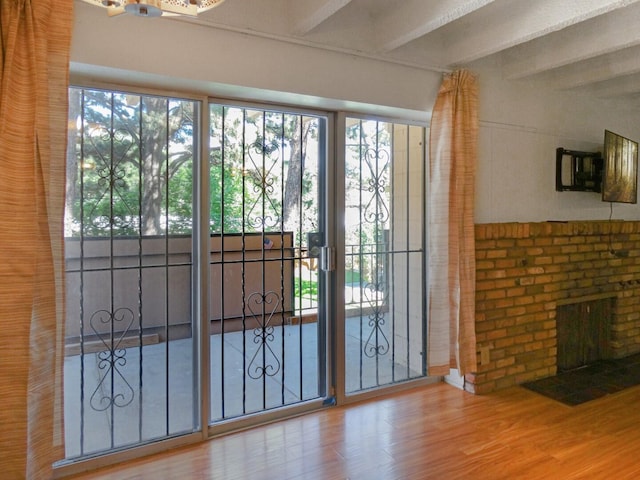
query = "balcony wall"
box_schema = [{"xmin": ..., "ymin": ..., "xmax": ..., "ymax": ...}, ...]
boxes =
[{"xmin": 65, "ymin": 233, "xmax": 293, "ymax": 350}]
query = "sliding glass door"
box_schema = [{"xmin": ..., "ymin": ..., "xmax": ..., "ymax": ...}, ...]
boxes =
[
  {"xmin": 62, "ymin": 87, "xmax": 427, "ymax": 468},
  {"xmin": 64, "ymin": 88, "xmax": 200, "ymax": 458},
  {"xmin": 342, "ymin": 117, "xmax": 427, "ymax": 395},
  {"xmin": 208, "ymin": 103, "xmax": 330, "ymax": 424}
]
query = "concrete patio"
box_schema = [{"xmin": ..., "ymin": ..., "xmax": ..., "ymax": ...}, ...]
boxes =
[{"xmin": 63, "ymin": 317, "xmax": 423, "ymax": 459}]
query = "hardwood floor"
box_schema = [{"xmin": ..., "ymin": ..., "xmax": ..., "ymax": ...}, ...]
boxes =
[{"xmin": 66, "ymin": 382, "xmax": 640, "ymax": 479}]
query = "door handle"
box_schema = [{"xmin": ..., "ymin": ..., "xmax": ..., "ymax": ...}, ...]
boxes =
[{"xmin": 320, "ymin": 246, "xmax": 335, "ymax": 272}]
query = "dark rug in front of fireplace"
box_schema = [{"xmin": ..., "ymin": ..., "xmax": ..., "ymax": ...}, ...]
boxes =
[{"xmin": 522, "ymin": 352, "xmax": 640, "ymax": 406}]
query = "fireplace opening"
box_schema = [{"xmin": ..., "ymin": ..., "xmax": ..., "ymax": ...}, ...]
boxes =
[{"xmin": 556, "ymin": 297, "xmax": 613, "ymax": 372}]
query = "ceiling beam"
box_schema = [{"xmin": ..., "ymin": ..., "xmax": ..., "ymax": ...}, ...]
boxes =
[
  {"xmin": 376, "ymin": 0, "xmax": 496, "ymax": 53},
  {"xmin": 547, "ymin": 46, "xmax": 640, "ymax": 90},
  {"xmin": 503, "ymin": 2, "xmax": 640, "ymax": 80},
  {"xmin": 574, "ymin": 71, "xmax": 640, "ymax": 98},
  {"xmin": 443, "ymin": 0, "xmax": 640, "ymax": 66},
  {"xmin": 290, "ymin": 0, "xmax": 353, "ymax": 36}
]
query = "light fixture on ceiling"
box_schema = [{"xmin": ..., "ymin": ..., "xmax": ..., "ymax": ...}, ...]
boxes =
[{"xmin": 81, "ymin": 0, "xmax": 226, "ymax": 18}]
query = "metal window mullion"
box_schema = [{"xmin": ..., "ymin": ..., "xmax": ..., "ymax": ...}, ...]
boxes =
[
  {"xmin": 163, "ymin": 98, "xmax": 171, "ymax": 436},
  {"xmin": 108, "ymin": 91, "xmax": 116, "ymax": 449},
  {"xmin": 260, "ymin": 112, "xmax": 267, "ymax": 411},
  {"xmin": 299, "ymin": 115, "xmax": 308, "ymax": 400},
  {"xmin": 317, "ymin": 115, "xmax": 330, "ymax": 401},
  {"xmin": 220, "ymin": 106, "xmax": 227, "ymax": 419},
  {"xmin": 404, "ymin": 125, "xmax": 411, "ymax": 379},
  {"xmin": 79, "ymin": 89, "xmax": 86, "ymax": 456},
  {"xmin": 297, "ymin": 115, "xmax": 305, "ymax": 401},
  {"xmin": 137, "ymin": 93, "xmax": 144, "ymax": 444},
  {"xmin": 358, "ymin": 120, "xmax": 364, "ymax": 391},
  {"xmin": 422, "ymin": 126, "xmax": 428, "ymax": 377},
  {"xmin": 241, "ymin": 109, "xmax": 248, "ymax": 415},
  {"xmin": 279, "ymin": 112, "xmax": 286, "ymax": 406},
  {"xmin": 197, "ymin": 98, "xmax": 211, "ymax": 434},
  {"xmin": 390, "ymin": 125, "xmax": 396, "ymax": 383},
  {"xmin": 374, "ymin": 122, "xmax": 381, "ymax": 386}
]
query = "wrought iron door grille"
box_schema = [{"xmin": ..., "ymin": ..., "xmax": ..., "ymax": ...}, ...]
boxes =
[
  {"xmin": 344, "ymin": 118, "xmax": 426, "ymax": 393},
  {"xmin": 209, "ymin": 105, "xmax": 326, "ymax": 422},
  {"xmin": 64, "ymin": 87, "xmax": 199, "ymax": 459}
]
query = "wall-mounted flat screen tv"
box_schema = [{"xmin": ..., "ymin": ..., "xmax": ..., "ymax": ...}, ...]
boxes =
[{"xmin": 602, "ymin": 129, "xmax": 638, "ymax": 204}]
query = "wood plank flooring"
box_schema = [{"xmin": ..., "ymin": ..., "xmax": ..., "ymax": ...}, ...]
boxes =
[{"xmin": 65, "ymin": 382, "xmax": 640, "ymax": 480}]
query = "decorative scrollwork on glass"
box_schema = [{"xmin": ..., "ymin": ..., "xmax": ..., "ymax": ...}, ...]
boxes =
[
  {"xmin": 244, "ymin": 141, "xmax": 282, "ymax": 230},
  {"xmin": 362, "ymin": 147, "xmax": 390, "ymax": 224},
  {"xmin": 89, "ymin": 307, "xmax": 136, "ymax": 412},
  {"xmin": 246, "ymin": 291, "xmax": 282, "ymax": 379},
  {"xmin": 362, "ymin": 282, "xmax": 390, "ymax": 358}
]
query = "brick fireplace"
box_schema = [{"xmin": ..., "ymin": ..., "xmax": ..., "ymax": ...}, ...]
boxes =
[{"xmin": 465, "ymin": 220, "xmax": 640, "ymax": 394}]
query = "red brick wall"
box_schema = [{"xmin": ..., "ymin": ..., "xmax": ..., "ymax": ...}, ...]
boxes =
[{"xmin": 465, "ymin": 221, "xmax": 640, "ymax": 394}]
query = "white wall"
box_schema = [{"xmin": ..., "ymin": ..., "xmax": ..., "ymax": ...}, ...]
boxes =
[
  {"xmin": 71, "ymin": 2, "xmax": 640, "ymax": 224},
  {"xmin": 475, "ymin": 63, "xmax": 640, "ymax": 223},
  {"xmin": 71, "ymin": 2, "xmax": 441, "ymax": 121}
]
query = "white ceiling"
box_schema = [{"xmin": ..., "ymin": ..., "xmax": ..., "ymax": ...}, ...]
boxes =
[{"xmin": 167, "ymin": 0, "xmax": 640, "ymax": 102}]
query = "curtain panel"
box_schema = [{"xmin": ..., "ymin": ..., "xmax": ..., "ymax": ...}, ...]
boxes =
[
  {"xmin": 427, "ymin": 70, "xmax": 478, "ymax": 378},
  {"xmin": 0, "ymin": 0, "xmax": 73, "ymax": 478}
]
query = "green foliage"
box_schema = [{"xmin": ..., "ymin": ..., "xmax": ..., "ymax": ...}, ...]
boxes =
[
  {"xmin": 294, "ymin": 279, "xmax": 318, "ymax": 299},
  {"xmin": 208, "ymin": 105, "xmax": 320, "ymax": 236},
  {"xmin": 67, "ymin": 89, "xmax": 322, "ymax": 245},
  {"xmin": 67, "ymin": 88, "xmax": 196, "ymax": 237}
]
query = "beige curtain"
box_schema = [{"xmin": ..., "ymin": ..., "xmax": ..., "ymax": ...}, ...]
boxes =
[
  {"xmin": 0, "ymin": 1, "xmax": 73, "ymax": 478},
  {"xmin": 427, "ymin": 70, "xmax": 478, "ymax": 377}
]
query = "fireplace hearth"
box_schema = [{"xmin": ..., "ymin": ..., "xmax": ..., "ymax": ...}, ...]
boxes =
[{"xmin": 522, "ymin": 352, "xmax": 640, "ymax": 405}]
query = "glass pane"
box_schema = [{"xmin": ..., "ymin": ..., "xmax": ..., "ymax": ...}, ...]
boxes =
[
  {"xmin": 209, "ymin": 105, "xmax": 326, "ymax": 422},
  {"xmin": 344, "ymin": 118, "xmax": 426, "ymax": 393},
  {"xmin": 64, "ymin": 88, "xmax": 199, "ymax": 459}
]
